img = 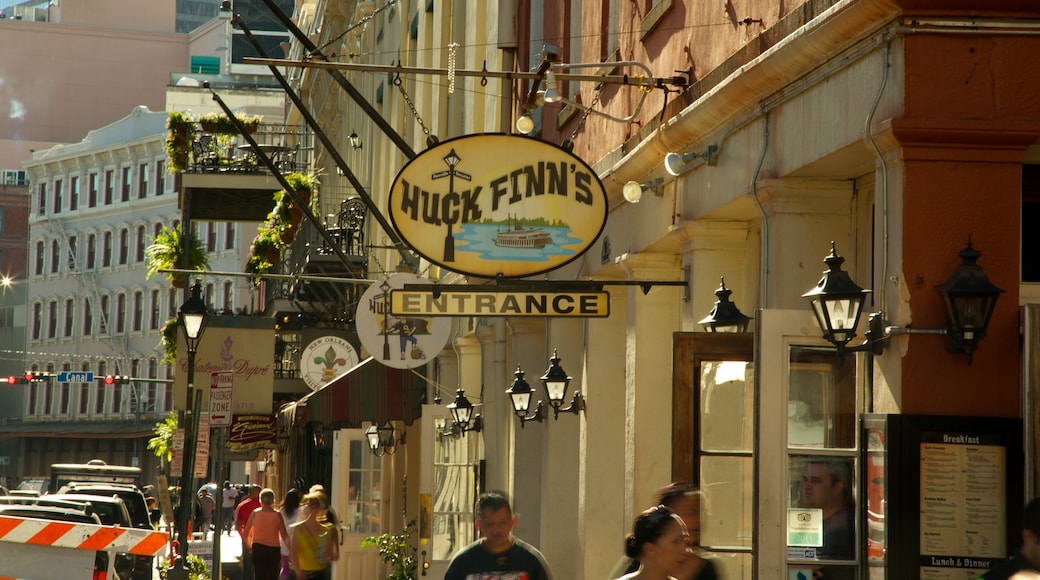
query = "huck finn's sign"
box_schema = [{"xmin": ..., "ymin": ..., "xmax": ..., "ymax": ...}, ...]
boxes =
[
  {"xmin": 389, "ymin": 134, "xmax": 608, "ymax": 278},
  {"xmin": 391, "ymin": 290, "xmax": 610, "ymax": 317}
]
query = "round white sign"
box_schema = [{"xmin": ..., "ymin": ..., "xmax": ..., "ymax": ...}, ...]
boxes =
[
  {"xmin": 300, "ymin": 335, "xmax": 360, "ymax": 390},
  {"xmin": 356, "ymin": 273, "xmax": 452, "ymax": 369}
]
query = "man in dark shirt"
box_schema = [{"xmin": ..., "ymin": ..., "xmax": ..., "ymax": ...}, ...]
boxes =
[
  {"xmin": 444, "ymin": 490, "xmax": 554, "ymax": 580},
  {"xmin": 981, "ymin": 498, "xmax": 1040, "ymax": 579}
]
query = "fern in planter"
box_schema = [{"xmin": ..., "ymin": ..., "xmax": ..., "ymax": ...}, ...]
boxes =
[
  {"xmin": 159, "ymin": 317, "xmax": 179, "ymax": 364},
  {"xmin": 361, "ymin": 521, "xmax": 418, "ymax": 580},
  {"xmin": 165, "ymin": 111, "xmax": 196, "ymax": 173},
  {"xmin": 197, "ymin": 112, "xmax": 262, "ymax": 134},
  {"xmin": 246, "ymin": 224, "xmax": 284, "ymax": 282},
  {"xmin": 145, "ymin": 225, "xmax": 209, "ymax": 288}
]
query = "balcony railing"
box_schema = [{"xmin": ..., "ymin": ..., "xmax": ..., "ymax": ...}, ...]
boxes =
[{"xmin": 180, "ymin": 122, "xmax": 313, "ymax": 176}]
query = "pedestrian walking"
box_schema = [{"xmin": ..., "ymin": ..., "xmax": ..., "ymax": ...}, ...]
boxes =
[
  {"xmin": 279, "ymin": 488, "xmax": 302, "ymax": 580},
  {"xmin": 444, "ymin": 490, "xmax": 553, "ymax": 580},
  {"xmin": 290, "ymin": 490, "xmax": 339, "ymax": 580},
  {"xmin": 222, "ymin": 480, "xmax": 239, "ymax": 535},
  {"xmin": 244, "ymin": 488, "xmax": 290, "ymax": 580},
  {"xmin": 616, "ymin": 505, "xmax": 691, "ymax": 580}
]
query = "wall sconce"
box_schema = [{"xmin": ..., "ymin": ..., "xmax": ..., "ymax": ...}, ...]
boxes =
[
  {"xmin": 622, "ymin": 178, "xmax": 663, "ymax": 203},
  {"xmin": 311, "ymin": 423, "xmax": 334, "ymax": 450},
  {"xmin": 802, "ymin": 242, "xmax": 885, "ymax": 358},
  {"xmin": 446, "ymin": 389, "xmax": 483, "ymax": 434},
  {"xmin": 256, "ymin": 460, "xmax": 267, "ymax": 472},
  {"xmin": 349, "ymin": 131, "xmax": 362, "ymax": 149},
  {"xmin": 664, "ymin": 145, "xmax": 719, "ymax": 176},
  {"xmin": 933, "ymin": 237, "xmax": 1005, "ymax": 363},
  {"xmin": 366, "ymin": 421, "xmax": 405, "ymax": 456},
  {"xmin": 698, "ymin": 277, "xmax": 752, "ymax": 332},
  {"xmin": 802, "ymin": 239, "xmax": 1003, "ymax": 364},
  {"xmin": 505, "ymin": 366, "xmax": 545, "ymax": 428},
  {"xmin": 541, "ymin": 349, "xmax": 585, "ymax": 419},
  {"xmin": 543, "ymin": 70, "xmax": 561, "ymax": 103},
  {"xmin": 277, "ymin": 431, "xmax": 289, "ymax": 452}
]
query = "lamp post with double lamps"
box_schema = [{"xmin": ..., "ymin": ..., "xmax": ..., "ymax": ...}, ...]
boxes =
[{"xmin": 171, "ymin": 280, "xmax": 209, "ymax": 578}]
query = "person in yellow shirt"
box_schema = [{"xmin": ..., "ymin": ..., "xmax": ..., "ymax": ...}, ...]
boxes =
[{"xmin": 290, "ymin": 491, "xmax": 339, "ymax": 580}]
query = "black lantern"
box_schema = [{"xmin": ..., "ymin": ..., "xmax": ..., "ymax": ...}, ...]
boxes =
[
  {"xmin": 505, "ymin": 366, "xmax": 545, "ymax": 427},
  {"xmin": 446, "ymin": 389, "xmax": 482, "ymax": 434},
  {"xmin": 698, "ymin": 277, "xmax": 752, "ymax": 332},
  {"xmin": 366, "ymin": 422, "xmax": 400, "ymax": 456},
  {"xmin": 540, "ymin": 350, "xmax": 585, "ymax": 420},
  {"xmin": 178, "ymin": 280, "xmax": 209, "ymax": 353},
  {"xmin": 802, "ymin": 243, "xmax": 872, "ymax": 356},
  {"xmin": 935, "ymin": 238, "xmax": 1004, "ymax": 364}
]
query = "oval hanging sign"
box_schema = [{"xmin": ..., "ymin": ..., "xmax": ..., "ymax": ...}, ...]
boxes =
[{"xmin": 389, "ymin": 133, "xmax": 608, "ymax": 278}]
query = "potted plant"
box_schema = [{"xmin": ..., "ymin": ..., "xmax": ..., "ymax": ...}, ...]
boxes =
[
  {"xmin": 361, "ymin": 522, "xmax": 418, "ymax": 580},
  {"xmin": 165, "ymin": 111, "xmax": 196, "ymax": 173},
  {"xmin": 271, "ymin": 172, "xmax": 319, "ymax": 241},
  {"xmin": 246, "ymin": 224, "xmax": 284, "ymax": 281},
  {"xmin": 197, "ymin": 112, "xmax": 263, "ymax": 134},
  {"xmin": 159, "ymin": 317, "xmax": 179, "ymax": 363},
  {"xmin": 145, "ymin": 225, "xmax": 209, "ymax": 288}
]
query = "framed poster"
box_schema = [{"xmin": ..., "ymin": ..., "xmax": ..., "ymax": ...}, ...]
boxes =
[{"xmin": 862, "ymin": 414, "xmax": 1022, "ymax": 579}]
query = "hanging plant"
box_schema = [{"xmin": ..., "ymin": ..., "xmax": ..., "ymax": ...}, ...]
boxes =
[
  {"xmin": 246, "ymin": 224, "xmax": 284, "ymax": 284},
  {"xmin": 270, "ymin": 172, "xmax": 319, "ymax": 243},
  {"xmin": 197, "ymin": 112, "xmax": 263, "ymax": 134},
  {"xmin": 145, "ymin": 225, "xmax": 210, "ymax": 288},
  {"xmin": 165, "ymin": 111, "xmax": 196, "ymax": 173},
  {"xmin": 159, "ymin": 317, "xmax": 179, "ymax": 364}
]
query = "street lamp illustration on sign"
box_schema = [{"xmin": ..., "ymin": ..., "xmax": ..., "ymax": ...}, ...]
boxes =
[
  {"xmin": 430, "ymin": 148, "xmax": 470, "ymax": 263},
  {"xmin": 356, "ymin": 273, "xmax": 452, "ymax": 370}
]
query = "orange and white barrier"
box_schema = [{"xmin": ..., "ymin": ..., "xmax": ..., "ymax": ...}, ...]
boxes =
[{"xmin": 0, "ymin": 515, "xmax": 168, "ymax": 580}]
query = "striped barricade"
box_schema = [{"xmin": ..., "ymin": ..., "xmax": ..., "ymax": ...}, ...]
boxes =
[{"xmin": 0, "ymin": 515, "xmax": 168, "ymax": 580}]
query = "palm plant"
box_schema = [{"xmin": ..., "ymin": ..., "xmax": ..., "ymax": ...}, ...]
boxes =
[
  {"xmin": 145, "ymin": 225, "xmax": 209, "ymax": 287},
  {"xmin": 147, "ymin": 411, "xmax": 178, "ymax": 463}
]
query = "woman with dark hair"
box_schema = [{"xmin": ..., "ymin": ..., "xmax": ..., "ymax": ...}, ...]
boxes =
[
  {"xmin": 279, "ymin": 488, "xmax": 302, "ymax": 580},
  {"xmin": 617, "ymin": 505, "xmax": 691, "ymax": 580},
  {"xmin": 612, "ymin": 483, "xmax": 719, "ymax": 579}
]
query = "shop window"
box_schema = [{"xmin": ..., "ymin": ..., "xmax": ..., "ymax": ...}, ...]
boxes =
[
  {"xmin": 430, "ymin": 425, "xmax": 479, "ymax": 561},
  {"xmin": 1023, "ymin": 164, "xmax": 1040, "ymax": 282},
  {"xmin": 346, "ymin": 438, "xmax": 383, "ymax": 535}
]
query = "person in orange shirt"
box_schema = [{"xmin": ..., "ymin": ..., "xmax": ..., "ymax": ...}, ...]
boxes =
[{"xmin": 244, "ymin": 488, "xmax": 290, "ymax": 580}]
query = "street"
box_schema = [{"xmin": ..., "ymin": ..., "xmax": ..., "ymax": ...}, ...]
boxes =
[{"xmin": 153, "ymin": 527, "xmax": 244, "ymax": 580}]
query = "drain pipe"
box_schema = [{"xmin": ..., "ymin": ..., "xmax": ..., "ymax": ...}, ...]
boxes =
[
  {"xmin": 864, "ymin": 36, "xmax": 892, "ymax": 312},
  {"xmin": 750, "ymin": 112, "xmax": 770, "ymax": 307}
]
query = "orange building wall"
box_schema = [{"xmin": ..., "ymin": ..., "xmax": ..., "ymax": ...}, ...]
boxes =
[{"xmin": 896, "ymin": 32, "xmax": 1040, "ymax": 416}]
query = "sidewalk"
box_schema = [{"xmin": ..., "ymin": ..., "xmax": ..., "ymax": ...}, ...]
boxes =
[{"xmin": 154, "ymin": 527, "xmax": 243, "ymax": 580}]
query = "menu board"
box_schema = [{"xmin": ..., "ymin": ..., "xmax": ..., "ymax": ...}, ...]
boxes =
[{"xmin": 918, "ymin": 431, "xmax": 1006, "ymax": 580}]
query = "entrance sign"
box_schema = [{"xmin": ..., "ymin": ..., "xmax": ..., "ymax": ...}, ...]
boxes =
[
  {"xmin": 356, "ymin": 273, "xmax": 452, "ymax": 369},
  {"xmin": 391, "ymin": 290, "xmax": 610, "ymax": 317},
  {"xmin": 389, "ymin": 134, "xmax": 608, "ymax": 278}
]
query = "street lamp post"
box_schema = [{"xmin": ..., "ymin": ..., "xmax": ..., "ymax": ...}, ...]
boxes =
[{"xmin": 170, "ymin": 280, "xmax": 209, "ymax": 579}]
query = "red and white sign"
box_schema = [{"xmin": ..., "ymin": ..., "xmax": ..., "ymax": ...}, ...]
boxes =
[{"xmin": 209, "ymin": 371, "xmax": 234, "ymax": 427}]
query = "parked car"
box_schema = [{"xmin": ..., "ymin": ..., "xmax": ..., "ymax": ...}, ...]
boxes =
[
  {"xmin": 0, "ymin": 503, "xmax": 120, "ymax": 579},
  {"xmin": 44, "ymin": 493, "xmax": 136, "ymax": 578},
  {"xmin": 56, "ymin": 483, "xmax": 154, "ymax": 580}
]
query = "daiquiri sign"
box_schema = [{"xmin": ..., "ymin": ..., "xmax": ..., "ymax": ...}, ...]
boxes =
[{"xmin": 389, "ymin": 134, "xmax": 608, "ymax": 278}]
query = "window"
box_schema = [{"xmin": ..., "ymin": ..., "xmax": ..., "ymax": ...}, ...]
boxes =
[
  {"xmin": 168, "ymin": 288, "xmax": 177, "ymax": 318},
  {"xmin": 103, "ymin": 232, "xmax": 112, "ymax": 267},
  {"xmin": 60, "ymin": 382, "xmax": 70, "ymax": 415},
  {"xmin": 138, "ymin": 163, "xmax": 148, "ymax": 199},
  {"xmin": 53, "ymin": 179, "xmax": 63, "ymax": 214},
  {"xmin": 225, "ymin": 222, "xmax": 235, "ymax": 250},
  {"xmin": 430, "ymin": 421, "xmax": 478, "ymax": 558},
  {"xmin": 155, "ymin": 160, "xmax": 165, "ymax": 195},
  {"xmin": 100, "ymin": 295, "xmax": 110, "ymax": 334},
  {"xmin": 79, "ymin": 384, "xmax": 89, "ymax": 414},
  {"xmin": 47, "ymin": 301, "xmax": 57, "ymax": 338},
  {"xmin": 346, "ymin": 438, "xmax": 384, "ymax": 535},
  {"xmin": 121, "ymin": 166, "xmax": 131, "ymax": 202},
  {"xmin": 136, "ymin": 226, "xmax": 146, "ymax": 262},
  {"xmin": 88, "ymin": 173, "xmax": 98, "ymax": 207},
  {"xmin": 86, "ymin": 234, "xmax": 96, "ymax": 269},
  {"xmin": 119, "ymin": 228, "xmax": 129, "ymax": 265},
  {"xmin": 223, "ymin": 281, "xmax": 233, "ymax": 312},
  {"xmin": 132, "ymin": 291, "xmax": 143, "ymax": 332},
  {"xmin": 37, "ymin": 182, "xmax": 46, "ymax": 215},
  {"xmin": 116, "ymin": 293, "xmax": 126, "ymax": 333},
  {"xmin": 83, "ymin": 297, "xmax": 93, "ymax": 335},
  {"xmin": 113, "ymin": 382, "xmax": 124, "ymax": 414},
  {"xmin": 95, "ymin": 380, "xmax": 105, "ymax": 414},
  {"xmin": 205, "ymin": 283, "xmax": 214, "ymax": 306},
  {"xmin": 150, "ymin": 289, "xmax": 161, "ymax": 330},
  {"xmin": 70, "ymin": 176, "xmax": 79, "ymax": 211},
  {"xmin": 50, "ymin": 240, "xmax": 60, "ymax": 273},
  {"xmin": 207, "ymin": 223, "xmax": 217, "ymax": 252},
  {"xmin": 104, "ymin": 170, "xmax": 114, "ymax": 205},
  {"xmin": 67, "ymin": 236, "xmax": 78, "ymax": 271},
  {"xmin": 34, "ymin": 241, "xmax": 44, "ymax": 276},
  {"xmin": 64, "ymin": 298, "xmax": 74, "ymax": 337},
  {"xmin": 32, "ymin": 302, "xmax": 41, "ymax": 340},
  {"xmin": 0, "ymin": 306, "xmax": 13, "ymax": 328}
]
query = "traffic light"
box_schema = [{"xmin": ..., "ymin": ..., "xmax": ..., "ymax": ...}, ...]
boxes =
[
  {"xmin": 22, "ymin": 372, "xmax": 52, "ymax": 382},
  {"xmin": 102, "ymin": 375, "xmax": 130, "ymax": 385},
  {"xmin": 6, "ymin": 375, "xmax": 26, "ymax": 385}
]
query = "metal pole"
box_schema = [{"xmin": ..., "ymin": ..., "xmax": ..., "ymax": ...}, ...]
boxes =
[
  {"xmin": 212, "ymin": 428, "xmax": 224, "ymax": 580},
  {"xmin": 169, "ymin": 354, "xmax": 199, "ymax": 580}
]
